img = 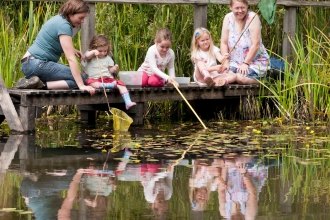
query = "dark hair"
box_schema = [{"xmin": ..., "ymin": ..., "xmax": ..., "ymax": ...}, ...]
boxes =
[
  {"xmin": 88, "ymin": 34, "xmax": 112, "ymax": 56},
  {"xmin": 59, "ymin": 0, "xmax": 90, "ymax": 20}
]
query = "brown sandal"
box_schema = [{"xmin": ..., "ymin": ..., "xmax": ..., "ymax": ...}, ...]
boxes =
[{"xmin": 204, "ymin": 76, "xmax": 215, "ymax": 87}]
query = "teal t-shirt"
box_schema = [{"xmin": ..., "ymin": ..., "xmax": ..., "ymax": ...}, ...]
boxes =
[{"xmin": 28, "ymin": 15, "xmax": 73, "ymax": 62}]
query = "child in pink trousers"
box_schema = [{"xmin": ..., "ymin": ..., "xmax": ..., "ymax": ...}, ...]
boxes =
[{"xmin": 138, "ymin": 28, "xmax": 179, "ymax": 87}]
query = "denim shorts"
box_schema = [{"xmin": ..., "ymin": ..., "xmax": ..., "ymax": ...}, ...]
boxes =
[
  {"xmin": 229, "ymin": 66, "xmax": 262, "ymax": 80},
  {"xmin": 21, "ymin": 58, "xmax": 86, "ymax": 89}
]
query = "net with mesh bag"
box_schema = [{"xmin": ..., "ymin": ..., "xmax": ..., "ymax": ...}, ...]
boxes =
[{"xmin": 110, "ymin": 108, "xmax": 133, "ymax": 131}]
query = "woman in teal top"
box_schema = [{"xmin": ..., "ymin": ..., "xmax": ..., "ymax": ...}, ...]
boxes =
[{"xmin": 20, "ymin": 0, "xmax": 95, "ymax": 95}]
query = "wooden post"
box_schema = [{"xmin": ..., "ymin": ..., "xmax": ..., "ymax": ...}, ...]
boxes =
[
  {"xmin": 81, "ymin": 3, "xmax": 96, "ymax": 54},
  {"xmin": 0, "ymin": 135, "xmax": 23, "ymax": 185},
  {"xmin": 19, "ymin": 105, "xmax": 37, "ymax": 132},
  {"xmin": 0, "ymin": 75, "xmax": 24, "ymax": 132},
  {"xmin": 80, "ymin": 110, "xmax": 97, "ymax": 125},
  {"xmin": 282, "ymin": 7, "xmax": 296, "ymax": 62},
  {"xmin": 194, "ymin": 4, "xmax": 207, "ymax": 30},
  {"xmin": 19, "ymin": 135, "xmax": 38, "ymax": 176},
  {"xmin": 127, "ymin": 102, "xmax": 146, "ymax": 125}
]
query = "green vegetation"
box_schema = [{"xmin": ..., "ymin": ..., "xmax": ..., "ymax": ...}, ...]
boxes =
[{"xmin": 1, "ymin": 1, "xmax": 330, "ymax": 120}]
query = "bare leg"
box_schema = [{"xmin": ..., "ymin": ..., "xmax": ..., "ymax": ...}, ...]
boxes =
[
  {"xmin": 47, "ymin": 80, "xmax": 70, "ymax": 90},
  {"xmin": 194, "ymin": 68, "xmax": 206, "ymax": 84},
  {"xmin": 88, "ymin": 82, "xmax": 99, "ymax": 88},
  {"xmin": 117, "ymin": 85, "xmax": 128, "ymax": 94},
  {"xmin": 236, "ymin": 75, "xmax": 259, "ymax": 85},
  {"xmin": 195, "ymin": 62, "xmax": 215, "ymax": 86}
]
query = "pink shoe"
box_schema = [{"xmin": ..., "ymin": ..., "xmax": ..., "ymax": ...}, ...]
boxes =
[
  {"xmin": 126, "ymin": 102, "xmax": 136, "ymax": 110},
  {"xmin": 204, "ymin": 76, "xmax": 215, "ymax": 87}
]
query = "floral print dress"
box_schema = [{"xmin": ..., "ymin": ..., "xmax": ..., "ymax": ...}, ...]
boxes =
[{"xmin": 227, "ymin": 11, "xmax": 270, "ymax": 76}]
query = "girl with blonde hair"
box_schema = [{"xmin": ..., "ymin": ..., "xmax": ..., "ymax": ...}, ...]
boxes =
[{"xmin": 191, "ymin": 27, "xmax": 237, "ymax": 86}]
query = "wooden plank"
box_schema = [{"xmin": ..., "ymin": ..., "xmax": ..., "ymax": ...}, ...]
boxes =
[
  {"xmin": 81, "ymin": 3, "xmax": 96, "ymax": 54},
  {"xmin": 0, "ymin": 76, "xmax": 24, "ymax": 132},
  {"xmin": 194, "ymin": 5, "xmax": 207, "ymax": 30},
  {"xmin": 14, "ymin": 0, "xmax": 330, "ymax": 7},
  {"xmin": 8, "ymin": 84, "xmax": 260, "ymax": 106},
  {"xmin": 282, "ymin": 7, "xmax": 296, "ymax": 61}
]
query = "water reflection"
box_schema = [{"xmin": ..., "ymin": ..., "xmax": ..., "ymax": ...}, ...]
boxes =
[
  {"xmin": 1, "ymin": 123, "xmax": 330, "ymax": 219},
  {"xmin": 218, "ymin": 155, "xmax": 267, "ymax": 220},
  {"xmin": 0, "ymin": 135, "xmax": 22, "ymax": 185},
  {"xmin": 116, "ymin": 148, "xmax": 173, "ymax": 219},
  {"xmin": 0, "ymin": 133, "xmax": 273, "ymax": 220}
]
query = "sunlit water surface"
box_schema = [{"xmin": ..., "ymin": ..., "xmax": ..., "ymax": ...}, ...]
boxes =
[{"xmin": 0, "ymin": 117, "xmax": 329, "ymax": 220}]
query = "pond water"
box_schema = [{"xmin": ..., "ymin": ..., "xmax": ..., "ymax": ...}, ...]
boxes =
[{"xmin": 0, "ymin": 117, "xmax": 329, "ymax": 220}]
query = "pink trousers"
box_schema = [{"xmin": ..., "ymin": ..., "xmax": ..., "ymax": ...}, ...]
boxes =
[{"xmin": 142, "ymin": 72, "xmax": 165, "ymax": 87}]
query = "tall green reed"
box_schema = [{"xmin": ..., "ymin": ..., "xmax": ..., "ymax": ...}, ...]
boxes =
[
  {"xmin": 0, "ymin": 1, "xmax": 58, "ymax": 87},
  {"xmin": 2, "ymin": 2, "xmax": 330, "ymax": 120},
  {"xmin": 261, "ymin": 26, "xmax": 330, "ymax": 121},
  {"xmin": 0, "ymin": 172, "xmax": 25, "ymax": 210},
  {"xmin": 280, "ymin": 140, "xmax": 330, "ymax": 210},
  {"xmin": 0, "ymin": 8, "xmax": 27, "ymax": 87}
]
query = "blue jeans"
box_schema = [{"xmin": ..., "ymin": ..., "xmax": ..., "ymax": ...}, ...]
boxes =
[
  {"xmin": 270, "ymin": 57, "xmax": 285, "ymax": 71},
  {"xmin": 229, "ymin": 66, "xmax": 261, "ymax": 80},
  {"xmin": 21, "ymin": 58, "xmax": 86, "ymax": 89}
]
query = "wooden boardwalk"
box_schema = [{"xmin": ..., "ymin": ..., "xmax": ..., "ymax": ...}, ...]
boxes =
[{"xmin": 0, "ymin": 83, "xmax": 260, "ymax": 133}]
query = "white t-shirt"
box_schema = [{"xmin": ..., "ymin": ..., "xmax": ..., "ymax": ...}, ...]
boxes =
[
  {"xmin": 142, "ymin": 170, "xmax": 174, "ymax": 203},
  {"xmin": 193, "ymin": 46, "xmax": 221, "ymax": 85},
  {"xmin": 138, "ymin": 44, "xmax": 175, "ymax": 80},
  {"xmin": 85, "ymin": 55, "xmax": 114, "ymax": 79}
]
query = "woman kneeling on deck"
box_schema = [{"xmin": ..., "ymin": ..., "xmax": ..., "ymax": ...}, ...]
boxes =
[
  {"xmin": 18, "ymin": 0, "xmax": 95, "ymax": 95},
  {"xmin": 220, "ymin": 0, "xmax": 270, "ymax": 85}
]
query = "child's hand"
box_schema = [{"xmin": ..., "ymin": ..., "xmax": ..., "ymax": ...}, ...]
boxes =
[
  {"xmin": 84, "ymin": 199, "xmax": 97, "ymax": 207},
  {"xmin": 214, "ymin": 65, "xmax": 223, "ymax": 73},
  {"xmin": 113, "ymin": 64, "xmax": 119, "ymax": 72},
  {"xmin": 168, "ymin": 77, "xmax": 179, "ymax": 87},
  {"xmin": 93, "ymin": 49, "xmax": 99, "ymax": 57}
]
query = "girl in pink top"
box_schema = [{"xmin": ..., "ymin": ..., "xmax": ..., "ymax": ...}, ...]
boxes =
[{"xmin": 138, "ymin": 28, "xmax": 179, "ymax": 87}]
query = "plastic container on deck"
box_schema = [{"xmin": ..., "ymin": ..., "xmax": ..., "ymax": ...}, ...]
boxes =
[
  {"xmin": 119, "ymin": 71, "xmax": 143, "ymax": 86},
  {"xmin": 175, "ymin": 77, "xmax": 190, "ymax": 85}
]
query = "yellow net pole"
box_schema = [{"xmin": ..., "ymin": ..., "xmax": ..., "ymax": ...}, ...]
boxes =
[{"xmin": 172, "ymin": 83, "xmax": 207, "ymax": 129}]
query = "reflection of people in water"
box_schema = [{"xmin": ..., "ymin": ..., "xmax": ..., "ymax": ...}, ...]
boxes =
[
  {"xmin": 82, "ymin": 164, "xmax": 116, "ymax": 207},
  {"xmin": 20, "ymin": 169, "xmax": 75, "ymax": 220},
  {"xmin": 58, "ymin": 165, "xmax": 116, "ymax": 220},
  {"xmin": 189, "ymin": 159, "xmax": 221, "ymax": 211},
  {"xmin": 141, "ymin": 161, "xmax": 174, "ymax": 219},
  {"xmin": 218, "ymin": 155, "xmax": 268, "ymax": 220},
  {"xmin": 116, "ymin": 149, "xmax": 174, "ymax": 219}
]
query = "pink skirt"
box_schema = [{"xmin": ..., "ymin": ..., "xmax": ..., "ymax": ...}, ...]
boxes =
[{"xmin": 86, "ymin": 77, "xmax": 126, "ymax": 86}]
